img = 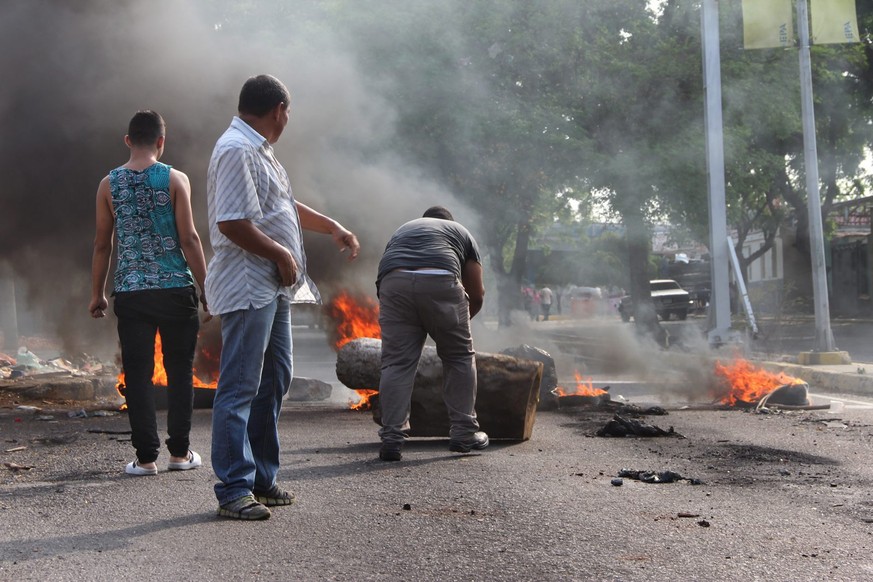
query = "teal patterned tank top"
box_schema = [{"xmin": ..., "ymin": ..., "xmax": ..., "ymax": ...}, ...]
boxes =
[{"xmin": 109, "ymin": 163, "xmax": 194, "ymax": 293}]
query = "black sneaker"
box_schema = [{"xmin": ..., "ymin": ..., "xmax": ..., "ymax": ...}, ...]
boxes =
[
  {"xmin": 449, "ymin": 431, "xmax": 489, "ymax": 453},
  {"xmin": 217, "ymin": 495, "xmax": 272, "ymax": 520},
  {"xmin": 254, "ymin": 484, "xmax": 296, "ymax": 507},
  {"xmin": 379, "ymin": 443, "xmax": 402, "ymax": 462}
]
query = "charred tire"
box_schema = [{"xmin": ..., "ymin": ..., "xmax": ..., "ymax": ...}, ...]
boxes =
[
  {"xmin": 657, "ymin": 311, "xmax": 669, "ymax": 321},
  {"xmin": 620, "ymin": 311, "xmax": 630, "ymax": 323},
  {"xmin": 677, "ymin": 309, "xmax": 688, "ymax": 321}
]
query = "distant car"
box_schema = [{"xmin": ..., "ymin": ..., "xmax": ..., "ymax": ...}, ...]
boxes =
[{"xmin": 618, "ymin": 279, "xmax": 694, "ymax": 322}]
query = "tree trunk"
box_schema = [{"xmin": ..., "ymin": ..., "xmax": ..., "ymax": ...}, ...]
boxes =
[
  {"xmin": 495, "ymin": 272, "xmax": 517, "ymax": 328},
  {"xmin": 336, "ymin": 338, "xmax": 543, "ymax": 440},
  {"xmin": 623, "ymin": 208, "xmax": 668, "ymax": 347},
  {"xmin": 0, "ymin": 261, "xmax": 18, "ymax": 352}
]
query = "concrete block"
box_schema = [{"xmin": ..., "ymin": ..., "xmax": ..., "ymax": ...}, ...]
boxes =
[{"xmin": 797, "ymin": 351, "xmax": 852, "ymax": 366}]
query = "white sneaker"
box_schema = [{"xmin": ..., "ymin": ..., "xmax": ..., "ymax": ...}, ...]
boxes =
[
  {"xmin": 167, "ymin": 450, "xmax": 202, "ymax": 471},
  {"xmin": 125, "ymin": 460, "xmax": 158, "ymax": 476}
]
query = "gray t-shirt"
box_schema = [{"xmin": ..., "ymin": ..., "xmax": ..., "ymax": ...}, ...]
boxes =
[{"xmin": 376, "ymin": 217, "xmax": 481, "ymax": 290}]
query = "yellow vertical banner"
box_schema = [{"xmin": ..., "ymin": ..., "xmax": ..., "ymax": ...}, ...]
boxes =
[
  {"xmin": 742, "ymin": 0, "xmax": 794, "ymax": 49},
  {"xmin": 811, "ymin": 0, "xmax": 859, "ymax": 44}
]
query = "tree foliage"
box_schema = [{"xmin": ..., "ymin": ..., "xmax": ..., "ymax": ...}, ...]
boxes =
[{"xmin": 197, "ymin": 0, "xmax": 873, "ymax": 334}]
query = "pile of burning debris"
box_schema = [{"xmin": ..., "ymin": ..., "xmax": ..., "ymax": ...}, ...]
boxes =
[
  {"xmin": 86, "ymin": 292, "xmax": 366, "ymax": 409},
  {"xmin": 712, "ymin": 359, "xmax": 815, "ymax": 411},
  {"xmin": 549, "ymin": 358, "xmax": 817, "ymax": 414},
  {"xmin": 0, "ymin": 346, "xmax": 113, "ymax": 381},
  {"xmin": 0, "ymin": 345, "xmax": 120, "ymax": 405},
  {"xmin": 2, "ymin": 291, "xmax": 369, "ymax": 410},
  {"xmin": 543, "ymin": 356, "xmax": 823, "ymax": 441}
]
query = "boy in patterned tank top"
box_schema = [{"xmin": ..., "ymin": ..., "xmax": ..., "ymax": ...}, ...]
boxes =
[{"xmin": 90, "ymin": 110, "xmax": 210, "ymax": 477}]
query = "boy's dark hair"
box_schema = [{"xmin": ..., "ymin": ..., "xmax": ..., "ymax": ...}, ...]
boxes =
[
  {"xmin": 127, "ymin": 110, "xmax": 165, "ymax": 147},
  {"xmin": 238, "ymin": 74, "xmax": 291, "ymax": 117},
  {"xmin": 422, "ymin": 206, "xmax": 454, "ymax": 220}
]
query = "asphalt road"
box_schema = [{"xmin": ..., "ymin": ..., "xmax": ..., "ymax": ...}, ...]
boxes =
[{"xmin": 3, "ymin": 323, "xmax": 873, "ymax": 580}]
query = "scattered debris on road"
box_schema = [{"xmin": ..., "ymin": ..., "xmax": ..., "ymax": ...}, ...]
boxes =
[
  {"xmin": 86, "ymin": 428, "xmax": 132, "ymax": 435},
  {"xmin": 14, "ymin": 405, "xmax": 41, "ymax": 412},
  {"xmin": 1, "ymin": 347, "xmax": 112, "ymax": 380},
  {"xmin": 821, "ymin": 420, "xmax": 848, "ymax": 429},
  {"xmin": 618, "ymin": 469, "xmax": 703, "ymax": 485},
  {"xmin": 596, "ymin": 414, "xmax": 683, "ymax": 438}
]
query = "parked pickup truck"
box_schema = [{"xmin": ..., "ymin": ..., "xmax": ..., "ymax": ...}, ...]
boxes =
[{"xmin": 618, "ymin": 279, "xmax": 695, "ymax": 322}]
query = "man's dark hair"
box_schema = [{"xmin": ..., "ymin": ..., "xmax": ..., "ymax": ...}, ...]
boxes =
[
  {"xmin": 238, "ymin": 74, "xmax": 291, "ymax": 117},
  {"xmin": 127, "ymin": 110, "xmax": 165, "ymax": 147},
  {"xmin": 422, "ymin": 206, "xmax": 454, "ymax": 220}
]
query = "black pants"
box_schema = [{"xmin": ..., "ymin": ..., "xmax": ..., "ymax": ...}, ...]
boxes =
[{"xmin": 114, "ymin": 287, "xmax": 200, "ymax": 463}]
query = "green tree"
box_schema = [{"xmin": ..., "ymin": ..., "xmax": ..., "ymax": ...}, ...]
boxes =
[
  {"xmin": 557, "ymin": 0, "xmax": 705, "ymax": 343},
  {"xmin": 715, "ymin": 1, "xmax": 873, "ymax": 275},
  {"xmin": 194, "ymin": 0, "xmax": 873, "ymax": 329},
  {"xmin": 324, "ymin": 1, "xmax": 592, "ymax": 325}
]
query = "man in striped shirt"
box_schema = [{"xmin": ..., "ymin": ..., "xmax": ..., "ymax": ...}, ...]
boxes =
[{"xmin": 206, "ymin": 74, "xmax": 360, "ymax": 520}]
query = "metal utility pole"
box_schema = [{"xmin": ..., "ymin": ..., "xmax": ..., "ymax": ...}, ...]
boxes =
[
  {"xmin": 726, "ymin": 237, "xmax": 759, "ymax": 337},
  {"xmin": 701, "ymin": 0, "xmax": 732, "ymax": 345},
  {"xmin": 0, "ymin": 261, "xmax": 18, "ymax": 352},
  {"xmin": 797, "ymin": 0, "xmax": 837, "ymax": 352}
]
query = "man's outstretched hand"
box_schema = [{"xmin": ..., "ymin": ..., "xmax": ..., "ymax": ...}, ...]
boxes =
[{"xmin": 333, "ymin": 228, "xmax": 360, "ymax": 261}]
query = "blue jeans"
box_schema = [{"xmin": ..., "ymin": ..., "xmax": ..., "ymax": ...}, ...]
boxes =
[{"xmin": 211, "ymin": 296, "xmax": 293, "ymax": 505}]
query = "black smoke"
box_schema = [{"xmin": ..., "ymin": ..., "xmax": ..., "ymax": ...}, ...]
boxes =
[{"xmin": 0, "ymin": 0, "xmax": 466, "ymax": 358}]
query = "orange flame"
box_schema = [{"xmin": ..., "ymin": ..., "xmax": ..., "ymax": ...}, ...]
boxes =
[
  {"xmin": 325, "ymin": 291, "xmax": 381, "ymax": 350},
  {"xmin": 324, "ymin": 291, "xmax": 382, "ymax": 410},
  {"xmin": 116, "ymin": 332, "xmax": 218, "ymax": 405},
  {"xmin": 554, "ymin": 371, "xmax": 608, "ymax": 397},
  {"xmin": 350, "ymin": 389, "xmax": 378, "ymax": 411},
  {"xmin": 714, "ymin": 359, "xmax": 805, "ymax": 406}
]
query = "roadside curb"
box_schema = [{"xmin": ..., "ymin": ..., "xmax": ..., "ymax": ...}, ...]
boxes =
[{"xmin": 757, "ymin": 360, "xmax": 873, "ymax": 397}]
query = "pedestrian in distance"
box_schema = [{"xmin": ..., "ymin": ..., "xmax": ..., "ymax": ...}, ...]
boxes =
[
  {"xmin": 522, "ymin": 286, "xmax": 533, "ymax": 317},
  {"xmin": 375, "ymin": 206, "xmax": 487, "ymax": 462},
  {"xmin": 530, "ymin": 288, "xmax": 541, "ymax": 321},
  {"xmin": 206, "ymin": 74, "xmax": 360, "ymax": 520},
  {"xmin": 90, "ymin": 110, "xmax": 210, "ymax": 477},
  {"xmin": 540, "ymin": 285, "xmax": 553, "ymax": 321}
]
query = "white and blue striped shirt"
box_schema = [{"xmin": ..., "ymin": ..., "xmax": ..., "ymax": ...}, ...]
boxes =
[{"xmin": 205, "ymin": 116, "xmax": 320, "ymax": 315}]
